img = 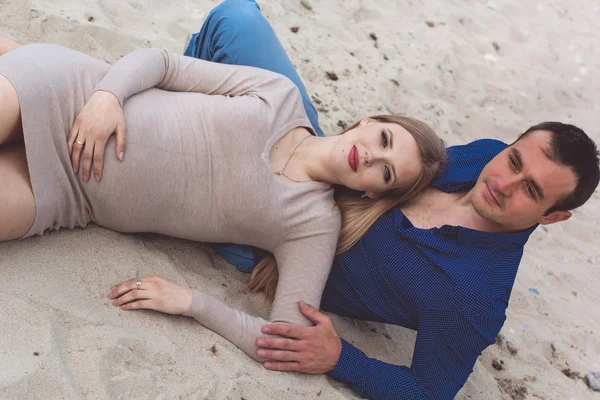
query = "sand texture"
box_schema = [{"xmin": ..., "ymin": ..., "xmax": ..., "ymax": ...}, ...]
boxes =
[{"xmin": 1, "ymin": 0, "xmax": 599, "ymax": 399}]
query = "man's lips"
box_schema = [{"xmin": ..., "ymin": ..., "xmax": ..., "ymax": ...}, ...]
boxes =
[
  {"xmin": 484, "ymin": 183, "xmax": 500, "ymax": 207},
  {"xmin": 348, "ymin": 145, "xmax": 358, "ymax": 172}
]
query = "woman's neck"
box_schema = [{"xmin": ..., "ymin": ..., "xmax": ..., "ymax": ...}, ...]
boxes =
[{"xmin": 270, "ymin": 127, "xmax": 339, "ymax": 184}]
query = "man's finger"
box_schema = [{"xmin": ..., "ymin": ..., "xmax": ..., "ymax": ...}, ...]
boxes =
[
  {"xmin": 256, "ymin": 348, "xmax": 299, "ymax": 361},
  {"xmin": 256, "ymin": 337, "xmax": 301, "ymax": 351},
  {"xmin": 263, "ymin": 361, "xmax": 303, "ymax": 372},
  {"xmin": 262, "ymin": 323, "xmax": 307, "ymax": 339},
  {"xmin": 298, "ymin": 301, "xmax": 328, "ymax": 325}
]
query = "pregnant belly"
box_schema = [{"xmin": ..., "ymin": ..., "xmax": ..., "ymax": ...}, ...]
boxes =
[{"xmin": 82, "ymin": 91, "xmax": 215, "ymax": 240}]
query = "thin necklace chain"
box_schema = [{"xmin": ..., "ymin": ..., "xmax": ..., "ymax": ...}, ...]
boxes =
[{"xmin": 274, "ymin": 134, "xmax": 313, "ymax": 182}]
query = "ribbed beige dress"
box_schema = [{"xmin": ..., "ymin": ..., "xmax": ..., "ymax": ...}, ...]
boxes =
[{"xmin": 0, "ymin": 44, "xmax": 340, "ymax": 361}]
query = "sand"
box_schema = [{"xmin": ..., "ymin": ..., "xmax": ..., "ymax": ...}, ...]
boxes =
[{"xmin": 0, "ymin": 0, "xmax": 599, "ymax": 399}]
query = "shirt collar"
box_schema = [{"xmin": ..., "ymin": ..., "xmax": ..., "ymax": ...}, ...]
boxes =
[{"xmin": 393, "ymin": 208, "xmax": 537, "ymax": 251}]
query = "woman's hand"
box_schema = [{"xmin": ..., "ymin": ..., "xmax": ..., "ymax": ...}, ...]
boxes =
[
  {"xmin": 108, "ymin": 275, "xmax": 193, "ymax": 315},
  {"xmin": 68, "ymin": 90, "xmax": 127, "ymax": 182}
]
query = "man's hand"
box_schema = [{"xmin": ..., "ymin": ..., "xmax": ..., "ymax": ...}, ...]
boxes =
[{"xmin": 256, "ymin": 301, "xmax": 342, "ymax": 374}]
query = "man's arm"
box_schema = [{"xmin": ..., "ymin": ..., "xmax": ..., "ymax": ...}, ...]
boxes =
[{"xmin": 259, "ymin": 305, "xmax": 500, "ymax": 400}]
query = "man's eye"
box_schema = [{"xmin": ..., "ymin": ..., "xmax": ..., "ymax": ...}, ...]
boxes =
[
  {"xmin": 381, "ymin": 131, "xmax": 388, "ymax": 148},
  {"xmin": 526, "ymin": 184, "xmax": 535, "ymax": 198}
]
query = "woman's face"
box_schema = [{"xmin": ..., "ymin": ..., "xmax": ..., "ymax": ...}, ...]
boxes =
[{"xmin": 328, "ymin": 118, "xmax": 422, "ymax": 197}]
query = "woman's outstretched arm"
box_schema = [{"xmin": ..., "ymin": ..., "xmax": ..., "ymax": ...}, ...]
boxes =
[{"xmin": 109, "ymin": 215, "xmax": 339, "ymax": 362}]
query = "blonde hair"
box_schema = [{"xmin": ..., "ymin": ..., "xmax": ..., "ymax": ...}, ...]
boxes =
[{"xmin": 248, "ymin": 115, "xmax": 446, "ymax": 301}]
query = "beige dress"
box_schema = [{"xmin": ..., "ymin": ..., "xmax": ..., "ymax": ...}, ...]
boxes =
[{"xmin": 0, "ymin": 44, "xmax": 340, "ymax": 360}]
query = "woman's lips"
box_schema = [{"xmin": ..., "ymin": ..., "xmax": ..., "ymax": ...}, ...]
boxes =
[{"xmin": 348, "ymin": 145, "xmax": 358, "ymax": 172}]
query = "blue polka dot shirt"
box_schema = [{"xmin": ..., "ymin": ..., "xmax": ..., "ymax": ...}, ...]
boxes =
[{"xmin": 323, "ymin": 139, "xmax": 537, "ymax": 399}]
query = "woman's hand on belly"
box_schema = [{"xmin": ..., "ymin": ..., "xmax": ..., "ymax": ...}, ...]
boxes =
[
  {"xmin": 108, "ymin": 275, "xmax": 193, "ymax": 315},
  {"xmin": 69, "ymin": 90, "xmax": 127, "ymax": 182}
]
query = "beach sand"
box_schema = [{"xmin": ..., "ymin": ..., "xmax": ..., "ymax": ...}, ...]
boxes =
[{"xmin": 1, "ymin": 0, "xmax": 599, "ymax": 398}]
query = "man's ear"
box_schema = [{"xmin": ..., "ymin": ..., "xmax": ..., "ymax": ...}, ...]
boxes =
[{"xmin": 538, "ymin": 210, "xmax": 571, "ymax": 225}]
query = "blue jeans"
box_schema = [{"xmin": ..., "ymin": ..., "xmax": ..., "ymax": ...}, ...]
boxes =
[{"xmin": 184, "ymin": 0, "xmax": 322, "ymax": 272}]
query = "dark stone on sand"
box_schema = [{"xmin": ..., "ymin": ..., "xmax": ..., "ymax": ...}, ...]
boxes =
[
  {"xmin": 369, "ymin": 32, "xmax": 378, "ymax": 41},
  {"xmin": 326, "ymin": 71, "xmax": 338, "ymax": 81},
  {"xmin": 290, "ymin": 26, "xmax": 299, "ymax": 33},
  {"xmin": 337, "ymin": 120, "xmax": 347, "ymax": 130},
  {"xmin": 492, "ymin": 359, "xmax": 505, "ymax": 370}
]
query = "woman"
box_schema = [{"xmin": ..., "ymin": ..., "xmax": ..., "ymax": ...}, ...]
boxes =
[{"xmin": 0, "ymin": 33, "xmax": 445, "ymax": 362}]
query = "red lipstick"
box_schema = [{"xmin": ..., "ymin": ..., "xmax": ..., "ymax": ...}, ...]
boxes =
[{"xmin": 348, "ymin": 145, "xmax": 358, "ymax": 172}]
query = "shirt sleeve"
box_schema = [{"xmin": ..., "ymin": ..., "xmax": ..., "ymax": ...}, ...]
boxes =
[
  {"xmin": 183, "ymin": 213, "xmax": 340, "ymax": 361},
  {"xmin": 329, "ymin": 310, "xmax": 501, "ymax": 400},
  {"xmin": 94, "ymin": 48, "xmax": 297, "ymax": 107}
]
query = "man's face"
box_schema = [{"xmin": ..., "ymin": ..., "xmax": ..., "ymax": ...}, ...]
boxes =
[{"xmin": 470, "ymin": 130, "xmax": 577, "ymax": 231}]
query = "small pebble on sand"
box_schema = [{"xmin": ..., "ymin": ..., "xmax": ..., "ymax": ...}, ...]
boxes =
[
  {"xmin": 586, "ymin": 372, "xmax": 600, "ymax": 391},
  {"xmin": 300, "ymin": 0, "xmax": 312, "ymax": 11}
]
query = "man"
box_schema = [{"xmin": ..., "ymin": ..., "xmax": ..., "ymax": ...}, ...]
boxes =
[{"xmin": 185, "ymin": 1, "xmax": 600, "ymax": 398}]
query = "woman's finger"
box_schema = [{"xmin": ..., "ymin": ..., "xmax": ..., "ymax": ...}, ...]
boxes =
[
  {"xmin": 67, "ymin": 121, "xmax": 79, "ymax": 156},
  {"xmin": 115, "ymin": 121, "xmax": 127, "ymax": 162},
  {"xmin": 120, "ymin": 299, "xmax": 155, "ymax": 311},
  {"xmin": 80, "ymin": 140, "xmax": 95, "ymax": 182},
  {"xmin": 71, "ymin": 136, "xmax": 85, "ymax": 173},
  {"xmin": 112, "ymin": 289, "xmax": 151, "ymax": 307},
  {"xmin": 109, "ymin": 277, "xmax": 153, "ymax": 299},
  {"xmin": 93, "ymin": 140, "xmax": 107, "ymax": 182}
]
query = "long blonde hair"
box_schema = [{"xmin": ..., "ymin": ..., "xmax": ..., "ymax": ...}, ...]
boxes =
[{"xmin": 248, "ymin": 115, "xmax": 446, "ymax": 301}]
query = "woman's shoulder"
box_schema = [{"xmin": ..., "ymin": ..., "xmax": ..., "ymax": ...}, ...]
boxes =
[{"xmin": 293, "ymin": 184, "xmax": 341, "ymax": 231}]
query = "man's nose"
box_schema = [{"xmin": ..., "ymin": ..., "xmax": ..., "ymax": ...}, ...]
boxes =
[{"xmin": 496, "ymin": 174, "xmax": 521, "ymax": 196}]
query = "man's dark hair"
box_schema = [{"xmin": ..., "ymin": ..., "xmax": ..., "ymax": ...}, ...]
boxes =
[{"xmin": 520, "ymin": 121, "xmax": 599, "ymax": 213}]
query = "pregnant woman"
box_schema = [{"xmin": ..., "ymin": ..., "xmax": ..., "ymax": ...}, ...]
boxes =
[{"xmin": 0, "ymin": 31, "xmax": 444, "ymax": 363}]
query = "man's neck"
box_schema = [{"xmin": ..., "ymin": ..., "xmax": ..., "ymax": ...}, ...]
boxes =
[
  {"xmin": 402, "ymin": 187, "xmax": 509, "ymax": 233},
  {"xmin": 446, "ymin": 189, "xmax": 507, "ymax": 232}
]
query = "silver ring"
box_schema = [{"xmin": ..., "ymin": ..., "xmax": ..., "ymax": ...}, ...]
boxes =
[
  {"xmin": 135, "ymin": 279, "xmax": 142, "ymax": 289},
  {"xmin": 75, "ymin": 140, "xmax": 85, "ymax": 145}
]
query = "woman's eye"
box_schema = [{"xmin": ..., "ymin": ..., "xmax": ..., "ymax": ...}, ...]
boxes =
[
  {"xmin": 381, "ymin": 131, "xmax": 388, "ymax": 148},
  {"xmin": 384, "ymin": 166, "xmax": 391, "ymax": 183}
]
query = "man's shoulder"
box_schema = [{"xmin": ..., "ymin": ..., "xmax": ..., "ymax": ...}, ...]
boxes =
[
  {"xmin": 433, "ymin": 138, "xmax": 508, "ymax": 191},
  {"xmin": 446, "ymin": 138, "xmax": 507, "ymax": 168}
]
